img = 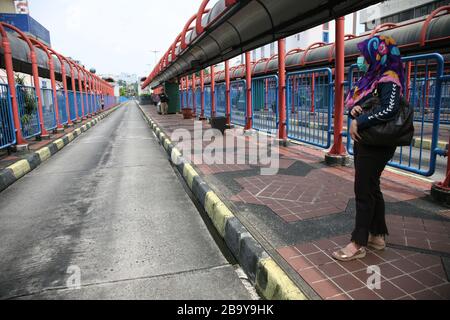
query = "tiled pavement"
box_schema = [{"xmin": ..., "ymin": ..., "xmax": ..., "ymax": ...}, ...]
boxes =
[{"xmin": 141, "ymin": 105, "xmax": 450, "ymax": 300}]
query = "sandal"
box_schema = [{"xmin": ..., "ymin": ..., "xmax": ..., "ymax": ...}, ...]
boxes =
[
  {"xmin": 368, "ymin": 236, "xmax": 386, "ymax": 251},
  {"xmin": 332, "ymin": 247, "xmax": 366, "ymax": 262}
]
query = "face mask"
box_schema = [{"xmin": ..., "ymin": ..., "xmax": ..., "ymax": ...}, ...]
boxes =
[{"xmin": 357, "ymin": 57, "xmax": 368, "ymax": 73}]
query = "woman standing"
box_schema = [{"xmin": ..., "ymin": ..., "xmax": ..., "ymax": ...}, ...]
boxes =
[{"xmin": 332, "ymin": 35, "xmax": 406, "ymax": 262}]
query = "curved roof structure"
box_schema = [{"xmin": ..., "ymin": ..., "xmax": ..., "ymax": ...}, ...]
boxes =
[{"xmin": 143, "ymin": 0, "xmax": 385, "ymax": 89}]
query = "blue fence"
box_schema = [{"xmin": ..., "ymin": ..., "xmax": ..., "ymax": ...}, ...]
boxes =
[
  {"xmin": 195, "ymin": 88, "xmax": 202, "ymax": 115},
  {"xmin": 16, "ymin": 85, "xmax": 40, "ymax": 139},
  {"xmin": 215, "ymin": 83, "xmax": 226, "ymax": 117},
  {"xmin": 76, "ymin": 92, "xmax": 83, "ymax": 118},
  {"xmin": 346, "ymin": 53, "xmax": 446, "ymax": 177},
  {"xmin": 187, "ymin": 89, "xmax": 194, "ymax": 110},
  {"xmin": 287, "ymin": 68, "xmax": 333, "ymax": 149},
  {"xmin": 68, "ymin": 91, "xmax": 77, "ymax": 121},
  {"xmin": 230, "ymin": 80, "xmax": 246, "ymax": 126},
  {"xmin": 57, "ymin": 90, "xmax": 68, "ymax": 125},
  {"xmin": 0, "ymin": 84, "xmax": 16, "ymax": 149},
  {"xmin": 41, "ymin": 88, "xmax": 57, "ymax": 131},
  {"xmin": 252, "ymin": 75, "xmax": 278, "ymax": 134},
  {"xmin": 204, "ymin": 85, "xmax": 212, "ymax": 118},
  {"xmin": 83, "ymin": 93, "xmax": 90, "ymax": 115}
]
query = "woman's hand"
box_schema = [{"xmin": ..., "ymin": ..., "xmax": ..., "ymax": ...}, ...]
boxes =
[
  {"xmin": 350, "ymin": 120, "xmax": 361, "ymax": 142},
  {"xmin": 351, "ymin": 105, "xmax": 363, "ymax": 118}
]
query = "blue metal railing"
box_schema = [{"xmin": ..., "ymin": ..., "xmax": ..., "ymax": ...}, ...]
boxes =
[
  {"xmin": 41, "ymin": 88, "xmax": 57, "ymax": 130},
  {"xmin": 215, "ymin": 83, "xmax": 226, "ymax": 117},
  {"xmin": 83, "ymin": 93, "xmax": 89, "ymax": 115},
  {"xmin": 68, "ymin": 91, "xmax": 77, "ymax": 121},
  {"xmin": 204, "ymin": 85, "xmax": 212, "ymax": 118},
  {"xmin": 346, "ymin": 53, "xmax": 446, "ymax": 177},
  {"xmin": 0, "ymin": 84, "xmax": 16, "ymax": 149},
  {"xmin": 16, "ymin": 85, "xmax": 41, "ymax": 139},
  {"xmin": 57, "ymin": 90, "xmax": 68, "ymax": 125},
  {"xmin": 186, "ymin": 89, "xmax": 194, "ymax": 109},
  {"xmin": 287, "ymin": 68, "xmax": 333, "ymax": 148},
  {"xmin": 252, "ymin": 75, "xmax": 278, "ymax": 134},
  {"xmin": 230, "ymin": 80, "xmax": 246, "ymax": 127},
  {"xmin": 195, "ymin": 88, "xmax": 202, "ymax": 115},
  {"xmin": 76, "ymin": 92, "xmax": 83, "ymax": 118}
]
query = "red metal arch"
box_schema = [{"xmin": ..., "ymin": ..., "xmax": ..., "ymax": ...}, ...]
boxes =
[{"xmin": 1, "ymin": 22, "xmax": 49, "ymax": 136}]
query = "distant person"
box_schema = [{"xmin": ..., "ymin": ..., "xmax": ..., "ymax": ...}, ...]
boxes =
[
  {"xmin": 101, "ymin": 96, "xmax": 105, "ymax": 110},
  {"xmin": 159, "ymin": 90, "xmax": 170, "ymax": 115}
]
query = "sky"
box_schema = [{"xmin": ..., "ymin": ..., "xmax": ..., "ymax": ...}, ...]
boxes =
[{"xmin": 29, "ymin": 0, "xmax": 205, "ymax": 77}]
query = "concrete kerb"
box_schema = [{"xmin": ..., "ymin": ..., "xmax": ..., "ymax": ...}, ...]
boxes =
[
  {"xmin": 137, "ymin": 104, "xmax": 308, "ymax": 301},
  {"xmin": 0, "ymin": 104, "xmax": 124, "ymax": 193}
]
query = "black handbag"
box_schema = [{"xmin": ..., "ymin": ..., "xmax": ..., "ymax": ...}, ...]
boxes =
[{"xmin": 359, "ymin": 90, "xmax": 415, "ymax": 147}]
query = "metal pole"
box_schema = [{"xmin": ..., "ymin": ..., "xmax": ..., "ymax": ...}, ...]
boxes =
[
  {"xmin": 225, "ymin": 60, "xmax": 231, "ymax": 126},
  {"xmin": 211, "ymin": 65, "xmax": 216, "ymax": 117},
  {"xmin": 0, "ymin": 24, "xmax": 27, "ymax": 146},
  {"xmin": 328, "ymin": 17, "xmax": 347, "ymax": 157},
  {"xmin": 200, "ymin": 70, "xmax": 205, "ymax": 119},
  {"xmin": 278, "ymin": 38, "xmax": 287, "ymax": 142},
  {"xmin": 193, "ymin": 73, "xmax": 197, "ymax": 116},
  {"xmin": 245, "ymin": 51, "xmax": 252, "ymax": 130}
]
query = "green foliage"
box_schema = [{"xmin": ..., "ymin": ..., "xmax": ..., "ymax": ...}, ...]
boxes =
[{"xmin": 15, "ymin": 74, "xmax": 37, "ymax": 125}]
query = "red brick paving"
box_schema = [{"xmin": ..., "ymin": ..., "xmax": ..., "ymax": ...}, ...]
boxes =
[
  {"xmin": 232, "ymin": 171, "xmax": 354, "ymax": 221},
  {"xmin": 386, "ymin": 215, "xmax": 450, "ymax": 254},
  {"xmin": 279, "ymin": 236, "xmax": 449, "ymax": 300},
  {"xmin": 142, "ymin": 105, "xmax": 450, "ymax": 300}
]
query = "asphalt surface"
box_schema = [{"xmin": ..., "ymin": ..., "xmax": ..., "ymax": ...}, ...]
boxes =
[{"xmin": 0, "ymin": 101, "xmax": 253, "ymax": 300}]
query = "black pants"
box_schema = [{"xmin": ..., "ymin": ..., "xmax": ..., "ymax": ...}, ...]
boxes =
[{"xmin": 351, "ymin": 143, "xmax": 396, "ymax": 247}]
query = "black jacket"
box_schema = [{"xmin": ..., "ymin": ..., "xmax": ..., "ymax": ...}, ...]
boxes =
[
  {"xmin": 350, "ymin": 81, "xmax": 401, "ymax": 131},
  {"xmin": 159, "ymin": 93, "xmax": 169, "ymax": 103}
]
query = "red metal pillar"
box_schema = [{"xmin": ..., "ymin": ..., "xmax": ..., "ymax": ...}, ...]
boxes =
[
  {"xmin": 74, "ymin": 64, "xmax": 86, "ymax": 119},
  {"xmin": 200, "ymin": 70, "xmax": 205, "ymax": 119},
  {"xmin": 225, "ymin": 60, "xmax": 231, "ymax": 126},
  {"xmin": 82, "ymin": 69, "xmax": 90, "ymax": 117},
  {"xmin": 28, "ymin": 41, "xmax": 48, "ymax": 137},
  {"xmin": 0, "ymin": 24, "xmax": 28, "ymax": 146},
  {"xmin": 192, "ymin": 73, "xmax": 197, "ymax": 115},
  {"xmin": 311, "ymin": 72, "xmax": 316, "ymax": 113},
  {"xmin": 69, "ymin": 64, "xmax": 80, "ymax": 122},
  {"xmin": 2, "ymin": 22, "xmax": 49, "ymax": 137},
  {"xmin": 327, "ymin": 17, "xmax": 347, "ymax": 158},
  {"xmin": 278, "ymin": 38, "xmax": 287, "ymax": 142},
  {"xmin": 211, "ymin": 65, "xmax": 216, "ymax": 117},
  {"xmin": 180, "ymin": 78, "xmax": 184, "ymax": 109},
  {"xmin": 50, "ymin": 50, "xmax": 73, "ymax": 126},
  {"xmin": 405, "ymin": 62, "xmax": 411, "ymax": 101},
  {"xmin": 245, "ymin": 52, "xmax": 252, "ymax": 130},
  {"xmin": 31, "ymin": 39, "xmax": 63, "ymax": 131}
]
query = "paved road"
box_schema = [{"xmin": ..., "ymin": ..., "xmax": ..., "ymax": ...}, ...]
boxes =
[{"xmin": 0, "ymin": 101, "xmax": 252, "ymax": 300}]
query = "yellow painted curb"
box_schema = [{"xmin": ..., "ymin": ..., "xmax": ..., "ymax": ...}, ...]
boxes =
[
  {"xmin": 257, "ymin": 258, "xmax": 308, "ymax": 301},
  {"xmin": 54, "ymin": 139, "xmax": 65, "ymax": 150},
  {"xmin": 163, "ymin": 138, "xmax": 171, "ymax": 150},
  {"xmin": 171, "ymin": 148, "xmax": 182, "ymax": 165},
  {"xmin": 67, "ymin": 132, "xmax": 75, "ymax": 142},
  {"xmin": 8, "ymin": 160, "xmax": 31, "ymax": 179},
  {"xmin": 212, "ymin": 201, "xmax": 234, "ymax": 238},
  {"xmin": 75, "ymin": 128, "xmax": 82, "ymax": 135},
  {"xmin": 36, "ymin": 147, "xmax": 51, "ymax": 162},
  {"xmin": 183, "ymin": 163, "xmax": 198, "ymax": 189}
]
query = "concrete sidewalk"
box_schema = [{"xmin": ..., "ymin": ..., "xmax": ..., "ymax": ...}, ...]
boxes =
[
  {"xmin": 0, "ymin": 102, "xmax": 253, "ymax": 300},
  {"xmin": 140, "ymin": 104, "xmax": 450, "ymax": 300}
]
